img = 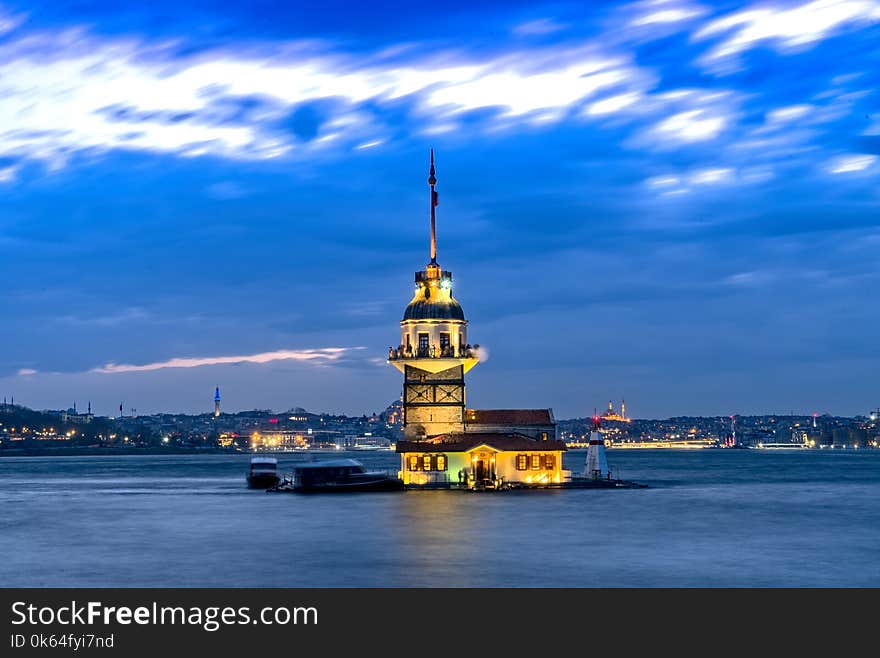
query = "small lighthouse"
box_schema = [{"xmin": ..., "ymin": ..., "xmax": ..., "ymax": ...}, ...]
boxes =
[
  {"xmin": 583, "ymin": 415, "xmax": 610, "ymax": 480},
  {"xmin": 214, "ymin": 386, "xmax": 221, "ymax": 418}
]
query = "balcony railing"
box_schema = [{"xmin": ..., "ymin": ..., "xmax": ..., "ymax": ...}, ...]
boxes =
[
  {"xmin": 388, "ymin": 344, "xmax": 479, "ymax": 360},
  {"xmin": 415, "ymin": 270, "xmax": 452, "ymax": 283}
]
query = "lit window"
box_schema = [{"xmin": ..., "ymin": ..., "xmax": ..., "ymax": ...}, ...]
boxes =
[
  {"xmin": 423, "ymin": 455, "xmax": 432, "ymax": 471},
  {"xmin": 541, "ymin": 432, "xmax": 548, "ymax": 441},
  {"xmin": 543, "ymin": 454, "xmax": 555, "ymax": 470},
  {"xmin": 516, "ymin": 454, "xmax": 528, "ymax": 471},
  {"xmin": 436, "ymin": 455, "xmax": 447, "ymax": 471},
  {"xmin": 531, "ymin": 454, "xmax": 541, "ymax": 470},
  {"xmin": 409, "ymin": 455, "xmax": 420, "ymax": 471}
]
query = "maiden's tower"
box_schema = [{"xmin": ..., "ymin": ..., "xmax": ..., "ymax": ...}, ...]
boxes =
[{"xmin": 389, "ymin": 151, "xmax": 567, "ymax": 489}]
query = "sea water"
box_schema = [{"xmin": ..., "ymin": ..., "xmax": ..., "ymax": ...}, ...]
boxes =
[{"xmin": 1, "ymin": 449, "xmax": 878, "ymax": 587}]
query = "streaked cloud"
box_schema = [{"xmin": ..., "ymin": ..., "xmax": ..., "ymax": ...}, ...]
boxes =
[
  {"xmin": 827, "ymin": 154, "xmax": 877, "ymax": 173},
  {"xmin": 646, "ymin": 174, "xmax": 681, "ymax": 188},
  {"xmin": 354, "ymin": 139, "xmax": 383, "ymax": 150},
  {"xmin": 689, "ymin": 167, "xmax": 735, "ymax": 184},
  {"xmin": 766, "ymin": 105, "xmax": 813, "ymax": 124},
  {"xmin": 695, "ymin": 0, "xmax": 880, "ymax": 67},
  {"xmin": 15, "ymin": 348, "xmax": 367, "ymax": 378},
  {"xmin": 87, "ymin": 348, "xmax": 364, "ymax": 374},
  {"xmin": 0, "ymin": 25, "xmax": 650, "ymax": 168},
  {"xmin": 723, "ymin": 270, "xmax": 772, "ymax": 287},
  {"xmin": 0, "ymin": 5, "xmax": 24, "ymax": 34},
  {"xmin": 0, "ymin": 165, "xmax": 18, "ymax": 183},
  {"xmin": 629, "ymin": 0, "xmax": 707, "ymax": 27},
  {"xmin": 586, "ymin": 91, "xmax": 642, "ymax": 116},
  {"xmin": 512, "ymin": 18, "xmax": 567, "ymax": 36},
  {"xmin": 425, "ymin": 58, "xmax": 639, "ymax": 118},
  {"xmin": 652, "ymin": 108, "xmax": 727, "ymax": 142}
]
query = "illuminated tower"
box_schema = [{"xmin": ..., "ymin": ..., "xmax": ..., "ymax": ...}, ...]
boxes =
[
  {"xmin": 387, "ymin": 150, "xmax": 479, "ymax": 438},
  {"xmin": 214, "ymin": 386, "xmax": 221, "ymax": 418}
]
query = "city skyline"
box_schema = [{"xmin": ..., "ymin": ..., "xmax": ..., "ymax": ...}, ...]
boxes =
[{"xmin": 1, "ymin": 1, "xmax": 879, "ymax": 418}]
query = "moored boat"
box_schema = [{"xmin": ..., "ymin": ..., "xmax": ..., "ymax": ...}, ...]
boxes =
[
  {"xmin": 247, "ymin": 456, "xmax": 280, "ymax": 489},
  {"xmin": 272, "ymin": 458, "xmax": 403, "ymax": 493}
]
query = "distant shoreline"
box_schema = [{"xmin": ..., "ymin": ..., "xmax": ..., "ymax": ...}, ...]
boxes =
[{"xmin": 0, "ymin": 447, "xmax": 244, "ymax": 457}]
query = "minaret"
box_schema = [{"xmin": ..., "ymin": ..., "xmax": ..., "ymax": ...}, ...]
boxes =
[
  {"xmin": 388, "ymin": 150, "xmax": 479, "ymax": 439},
  {"xmin": 214, "ymin": 386, "xmax": 221, "ymax": 418},
  {"xmin": 621, "ymin": 399, "xmax": 626, "ymax": 421}
]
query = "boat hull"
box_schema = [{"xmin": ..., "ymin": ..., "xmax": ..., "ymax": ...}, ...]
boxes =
[
  {"xmin": 294, "ymin": 477, "xmax": 404, "ymax": 493},
  {"xmin": 247, "ymin": 473, "xmax": 280, "ymax": 489},
  {"xmin": 269, "ymin": 475, "xmax": 405, "ymax": 493}
]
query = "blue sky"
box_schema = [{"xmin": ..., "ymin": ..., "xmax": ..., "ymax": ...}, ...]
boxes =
[{"xmin": 0, "ymin": 0, "xmax": 878, "ymax": 418}]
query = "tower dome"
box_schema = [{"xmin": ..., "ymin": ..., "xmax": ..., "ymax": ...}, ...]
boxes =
[{"xmin": 403, "ymin": 271, "xmax": 465, "ymax": 321}]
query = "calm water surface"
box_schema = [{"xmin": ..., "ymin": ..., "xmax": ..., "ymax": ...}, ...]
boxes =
[{"xmin": 1, "ymin": 450, "xmax": 878, "ymax": 587}]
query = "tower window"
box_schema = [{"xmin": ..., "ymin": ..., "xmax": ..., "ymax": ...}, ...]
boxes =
[
  {"xmin": 439, "ymin": 333, "xmax": 450, "ymax": 356},
  {"xmin": 418, "ymin": 333, "xmax": 429, "ymax": 357}
]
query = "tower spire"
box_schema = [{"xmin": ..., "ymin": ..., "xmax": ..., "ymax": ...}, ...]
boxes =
[{"xmin": 429, "ymin": 148, "xmax": 438, "ymax": 264}]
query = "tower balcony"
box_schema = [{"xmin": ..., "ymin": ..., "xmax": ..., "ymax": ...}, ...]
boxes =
[
  {"xmin": 387, "ymin": 344, "xmax": 480, "ymax": 374},
  {"xmin": 415, "ymin": 270, "xmax": 452, "ymax": 283}
]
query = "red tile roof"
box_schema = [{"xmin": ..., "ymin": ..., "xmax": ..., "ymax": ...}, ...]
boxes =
[
  {"xmin": 397, "ymin": 432, "xmax": 566, "ymax": 453},
  {"xmin": 465, "ymin": 409, "xmax": 554, "ymax": 425}
]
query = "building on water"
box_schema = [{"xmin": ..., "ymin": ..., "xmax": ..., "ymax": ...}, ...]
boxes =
[{"xmin": 389, "ymin": 151, "xmax": 567, "ymax": 489}]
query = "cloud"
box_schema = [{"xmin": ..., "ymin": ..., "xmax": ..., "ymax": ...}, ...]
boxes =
[
  {"xmin": 646, "ymin": 174, "xmax": 681, "ymax": 188},
  {"xmin": 585, "ymin": 91, "xmax": 642, "ymax": 116},
  {"xmin": 512, "ymin": 18, "xmax": 567, "ymax": 36},
  {"xmin": 0, "ymin": 6, "xmax": 24, "ymax": 35},
  {"xmin": 629, "ymin": 1, "xmax": 708, "ymax": 27},
  {"xmin": 354, "ymin": 139, "xmax": 383, "ymax": 150},
  {"xmin": 766, "ymin": 105, "xmax": 813, "ymax": 124},
  {"xmin": 0, "ymin": 25, "xmax": 651, "ymax": 168},
  {"xmin": 651, "ymin": 108, "xmax": 727, "ymax": 142},
  {"xmin": 827, "ymin": 153, "xmax": 877, "ymax": 173},
  {"xmin": 722, "ymin": 270, "xmax": 772, "ymax": 287},
  {"xmin": 689, "ymin": 167, "xmax": 734, "ymax": 184},
  {"xmin": 695, "ymin": 0, "xmax": 880, "ymax": 67},
  {"xmin": 425, "ymin": 57, "xmax": 640, "ymax": 118},
  {"xmin": 86, "ymin": 347, "xmax": 364, "ymax": 374},
  {"xmin": 14, "ymin": 348, "xmax": 367, "ymax": 377},
  {"xmin": 0, "ymin": 164, "xmax": 18, "ymax": 183}
]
